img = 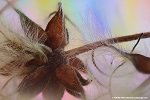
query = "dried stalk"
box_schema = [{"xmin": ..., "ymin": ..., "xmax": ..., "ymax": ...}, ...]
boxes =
[{"xmin": 66, "ymin": 32, "xmax": 150, "ymax": 58}]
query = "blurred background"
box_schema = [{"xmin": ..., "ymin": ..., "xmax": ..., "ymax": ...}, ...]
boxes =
[
  {"xmin": 11, "ymin": 0, "xmax": 150, "ymax": 35},
  {"xmin": 0, "ymin": 0, "xmax": 150, "ymax": 100}
]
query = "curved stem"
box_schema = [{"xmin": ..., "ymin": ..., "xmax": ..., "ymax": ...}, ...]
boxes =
[
  {"xmin": 91, "ymin": 50, "xmax": 108, "ymax": 77},
  {"xmin": 109, "ymin": 62, "xmax": 126, "ymax": 98}
]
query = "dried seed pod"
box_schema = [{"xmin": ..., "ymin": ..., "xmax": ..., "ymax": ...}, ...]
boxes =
[
  {"xmin": 126, "ymin": 53, "xmax": 150, "ymax": 74},
  {"xmin": 42, "ymin": 72, "xmax": 65, "ymax": 100},
  {"xmin": 2, "ymin": 1, "xmax": 150, "ymax": 100},
  {"xmin": 109, "ymin": 45, "xmax": 150, "ymax": 74},
  {"xmin": 69, "ymin": 57, "xmax": 87, "ymax": 73},
  {"xmin": 15, "ymin": 9, "xmax": 47, "ymax": 43},
  {"xmin": 75, "ymin": 70, "xmax": 91, "ymax": 86},
  {"xmin": 55, "ymin": 64, "xmax": 86, "ymax": 99},
  {"xmin": 45, "ymin": 3, "xmax": 68, "ymax": 50},
  {"xmin": 17, "ymin": 67, "xmax": 50, "ymax": 100}
]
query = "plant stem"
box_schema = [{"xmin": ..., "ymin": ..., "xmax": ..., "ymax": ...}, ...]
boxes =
[{"xmin": 65, "ymin": 32, "xmax": 150, "ymax": 58}]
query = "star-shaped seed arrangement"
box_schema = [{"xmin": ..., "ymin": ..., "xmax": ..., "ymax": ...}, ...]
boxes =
[
  {"xmin": 13, "ymin": 3, "xmax": 90, "ymax": 100},
  {"xmin": 1, "ymin": 1, "xmax": 150, "ymax": 100}
]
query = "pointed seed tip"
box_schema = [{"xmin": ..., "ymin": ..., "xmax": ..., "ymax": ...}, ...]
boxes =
[
  {"xmin": 58, "ymin": 2, "xmax": 62, "ymax": 6},
  {"xmin": 58, "ymin": 2, "xmax": 63, "ymax": 12}
]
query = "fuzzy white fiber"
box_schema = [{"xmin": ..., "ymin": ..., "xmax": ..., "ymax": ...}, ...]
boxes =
[
  {"xmin": 0, "ymin": 0, "xmax": 150, "ymax": 100},
  {"xmin": 0, "ymin": 1, "xmax": 51, "ymax": 77}
]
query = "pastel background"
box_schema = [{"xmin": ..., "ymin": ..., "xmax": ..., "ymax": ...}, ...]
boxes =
[
  {"xmin": 13, "ymin": 0, "xmax": 150, "ymax": 35},
  {"xmin": 0, "ymin": 0, "xmax": 150, "ymax": 100},
  {"xmin": 13, "ymin": 0, "xmax": 150, "ymax": 49}
]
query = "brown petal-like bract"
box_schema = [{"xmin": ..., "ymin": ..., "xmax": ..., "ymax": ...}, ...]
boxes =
[
  {"xmin": 127, "ymin": 54, "xmax": 150, "ymax": 74},
  {"xmin": 69, "ymin": 57, "xmax": 87, "ymax": 73},
  {"xmin": 55, "ymin": 64, "xmax": 85, "ymax": 99},
  {"xmin": 16, "ymin": 9, "xmax": 46, "ymax": 43},
  {"xmin": 17, "ymin": 67, "xmax": 49, "ymax": 100},
  {"xmin": 42, "ymin": 72, "xmax": 65, "ymax": 100},
  {"xmin": 45, "ymin": 3, "xmax": 68, "ymax": 50}
]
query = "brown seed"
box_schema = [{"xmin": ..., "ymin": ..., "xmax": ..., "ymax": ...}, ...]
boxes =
[{"xmin": 127, "ymin": 54, "xmax": 150, "ymax": 74}]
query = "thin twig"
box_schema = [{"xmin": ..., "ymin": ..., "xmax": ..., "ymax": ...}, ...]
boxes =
[
  {"xmin": 65, "ymin": 32, "xmax": 150, "ymax": 58},
  {"xmin": 131, "ymin": 33, "xmax": 143, "ymax": 53}
]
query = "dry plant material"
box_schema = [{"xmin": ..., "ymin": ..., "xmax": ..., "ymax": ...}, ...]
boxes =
[
  {"xmin": 1, "ymin": 3, "xmax": 89, "ymax": 100},
  {"xmin": 104, "ymin": 35, "xmax": 150, "ymax": 74},
  {"xmin": 123, "ymin": 33, "xmax": 150, "ymax": 74},
  {"xmin": 0, "ymin": 1, "xmax": 150, "ymax": 100}
]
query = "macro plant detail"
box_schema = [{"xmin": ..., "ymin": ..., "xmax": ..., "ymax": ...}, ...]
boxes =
[
  {"xmin": 0, "ymin": 1, "xmax": 150, "ymax": 100},
  {"xmin": 0, "ymin": 2, "xmax": 90, "ymax": 100}
]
